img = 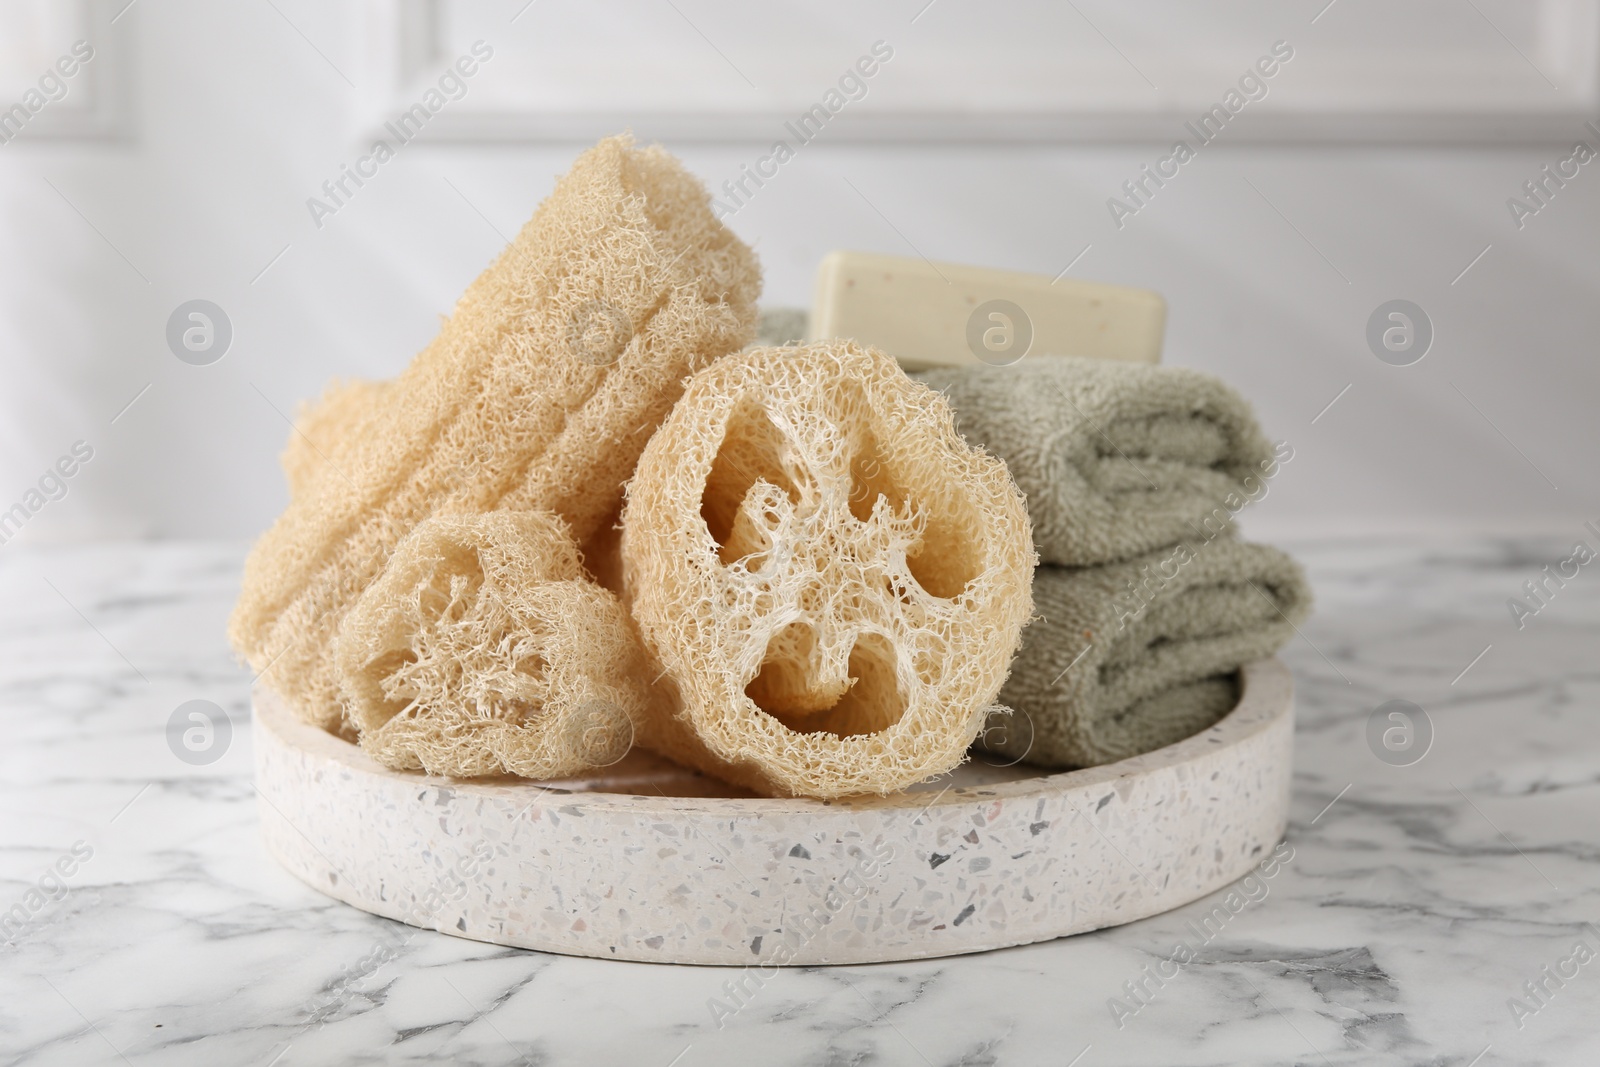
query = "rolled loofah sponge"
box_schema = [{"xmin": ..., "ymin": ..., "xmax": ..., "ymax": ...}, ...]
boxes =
[
  {"xmin": 282, "ymin": 378, "xmax": 387, "ymax": 498},
  {"xmin": 336, "ymin": 510, "xmax": 646, "ymax": 778},
  {"xmin": 230, "ymin": 134, "xmax": 761, "ymax": 732},
  {"xmin": 621, "ymin": 340, "xmax": 1036, "ymax": 798}
]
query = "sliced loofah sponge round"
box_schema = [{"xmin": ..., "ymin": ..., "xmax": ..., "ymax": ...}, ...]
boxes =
[
  {"xmin": 229, "ymin": 134, "xmax": 761, "ymax": 733},
  {"xmin": 336, "ymin": 510, "xmax": 646, "ymax": 778},
  {"xmin": 621, "ymin": 340, "xmax": 1036, "ymax": 798}
]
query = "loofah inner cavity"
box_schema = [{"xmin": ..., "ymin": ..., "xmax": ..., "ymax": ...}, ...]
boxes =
[
  {"xmin": 368, "ymin": 545, "xmax": 538, "ymax": 727},
  {"xmin": 745, "ymin": 628, "xmax": 904, "ymax": 738},
  {"xmin": 696, "ymin": 386, "xmax": 930, "ymax": 744},
  {"xmin": 336, "ymin": 511, "xmax": 646, "ymax": 779},
  {"xmin": 622, "ymin": 340, "xmax": 1036, "ymax": 798}
]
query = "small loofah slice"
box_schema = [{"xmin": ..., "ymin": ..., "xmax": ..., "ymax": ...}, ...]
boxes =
[
  {"xmin": 336, "ymin": 511, "xmax": 647, "ymax": 778},
  {"xmin": 282, "ymin": 378, "xmax": 387, "ymax": 498},
  {"xmin": 621, "ymin": 340, "xmax": 1036, "ymax": 798},
  {"xmin": 230, "ymin": 134, "xmax": 761, "ymax": 732}
]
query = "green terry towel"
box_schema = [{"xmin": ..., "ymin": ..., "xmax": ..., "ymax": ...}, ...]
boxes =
[
  {"xmin": 918, "ymin": 358, "xmax": 1283, "ymax": 566},
  {"xmin": 978, "ymin": 536, "xmax": 1311, "ymax": 769}
]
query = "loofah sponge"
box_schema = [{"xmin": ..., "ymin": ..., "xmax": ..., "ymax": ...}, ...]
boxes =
[
  {"xmin": 621, "ymin": 340, "xmax": 1036, "ymax": 798},
  {"xmin": 230, "ymin": 134, "xmax": 761, "ymax": 732},
  {"xmin": 282, "ymin": 378, "xmax": 387, "ymax": 498},
  {"xmin": 336, "ymin": 510, "xmax": 647, "ymax": 778}
]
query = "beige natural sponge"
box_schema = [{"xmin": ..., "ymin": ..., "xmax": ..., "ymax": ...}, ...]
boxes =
[
  {"xmin": 282, "ymin": 378, "xmax": 386, "ymax": 497},
  {"xmin": 336, "ymin": 510, "xmax": 645, "ymax": 778},
  {"xmin": 230, "ymin": 134, "xmax": 761, "ymax": 732},
  {"xmin": 621, "ymin": 340, "xmax": 1036, "ymax": 798}
]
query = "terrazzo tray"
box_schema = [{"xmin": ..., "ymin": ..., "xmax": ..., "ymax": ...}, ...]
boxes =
[{"xmin": 254, "ymin": 657, "xmax": 1293, "ymax": 966}]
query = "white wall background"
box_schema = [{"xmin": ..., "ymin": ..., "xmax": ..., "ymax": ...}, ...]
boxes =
[{"xmin": 0, "ymin": 0, "xmax": 1596, "ymax": 547}]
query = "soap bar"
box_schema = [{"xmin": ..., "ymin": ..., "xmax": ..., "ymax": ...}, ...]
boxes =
[{"xmin": 808, "ymin": 250, "xmax": 1166, "ymax": 370}]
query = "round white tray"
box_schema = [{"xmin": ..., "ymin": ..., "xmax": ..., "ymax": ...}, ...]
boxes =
[{"xmin": 254, "ymin": 658, "xmax": 1293, "ymax": 965}]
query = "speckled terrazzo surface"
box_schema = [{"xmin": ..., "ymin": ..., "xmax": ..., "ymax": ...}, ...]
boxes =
[
  {"xmin": 6, "ymin": 537, "xmax": 1600, "ymax": 1065},
  {"xmin": 253, "ymin": 658, "xmax": 1293, "ymax": 965}
]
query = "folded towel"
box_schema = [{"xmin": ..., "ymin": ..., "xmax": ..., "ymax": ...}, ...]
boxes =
[
  {"xmin": 918, "ymin": 358, "xmax": 1282, "ymax": 566},
  {"xmin": 978, "ymin": 536, "xmax": 1311, "ymax": 768}
]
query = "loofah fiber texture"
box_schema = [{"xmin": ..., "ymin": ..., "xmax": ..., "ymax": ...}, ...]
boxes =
[
  {"xmin": 917, "ymin": 357, "xmax": 1277, "ymax": 566},
  {"xmin": 977, "ymin": 536, "xmax": 1310, "ymax": 769},
  {"xmin": 230, "ymin": 134, "xmax": 761, "ymax": 733},
  {"xmin": 282, "ymin": 378, "xmax": 387, "ymax": 499},
  {"xmin": 336, "ymin": 510, "xmax": 646, "ymax": 778},
  {"xmin": 621, "ymin": 340, "xmax": 1037, "ymax": 798}
]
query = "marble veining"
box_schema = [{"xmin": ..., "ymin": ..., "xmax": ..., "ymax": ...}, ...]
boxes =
[{"xmin": 1, "ymin": 536, "xmax": 1597, "ymax": 1065}]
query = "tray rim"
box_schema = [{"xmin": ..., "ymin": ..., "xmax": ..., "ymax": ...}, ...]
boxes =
[
  {"xmin": 253, "ymin": 658, "xmax": 1291, "ymax": 809},
  {"xmin": 255, "ymin": 658, "xmax": 1294, "ymax": 964}
]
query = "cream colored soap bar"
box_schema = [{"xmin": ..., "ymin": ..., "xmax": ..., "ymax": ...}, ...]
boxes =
[{"xmin": 808, "ymin": 250, "xmax": 1166, "ymax": 370}]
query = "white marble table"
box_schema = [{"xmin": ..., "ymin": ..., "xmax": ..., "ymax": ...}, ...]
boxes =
[{"xmin": 1, "ymin": 537, "xmax": 1596, "ymax": 1066}]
